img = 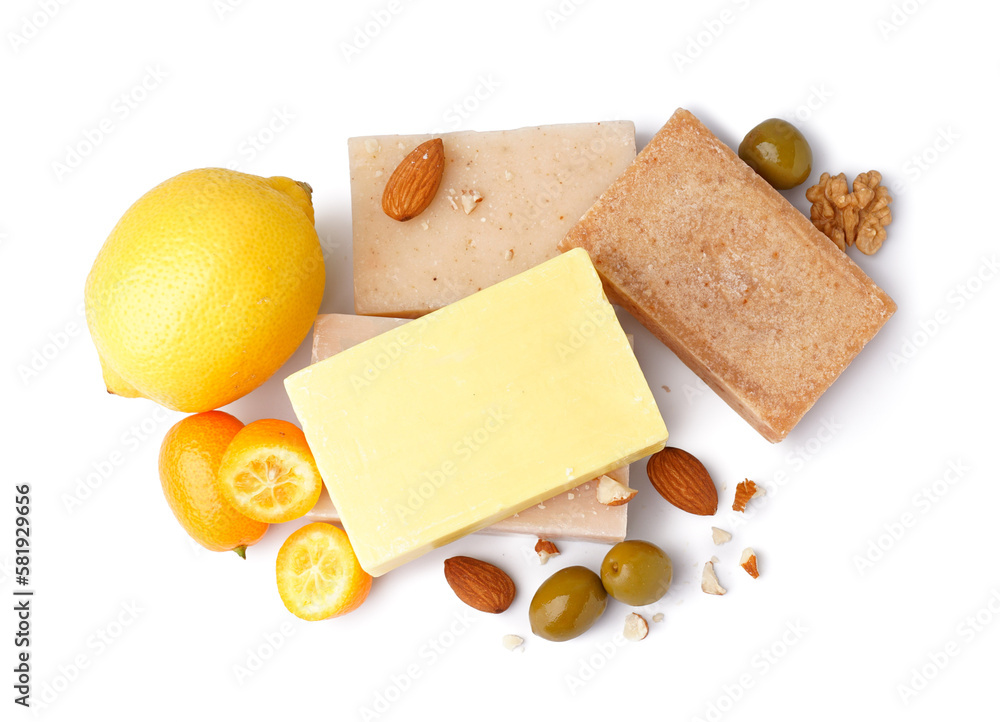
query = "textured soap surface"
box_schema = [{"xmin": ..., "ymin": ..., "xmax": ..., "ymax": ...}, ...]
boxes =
[
  {"xmin": 305, "ymin": 313, "xmax": 630, "ymax": 544},
  {"xmin": 285, "ymin": 249, "xmax": 666, "ymax": 575},
  {"xmin": 559, "ymin": 108, "xmax": 896, "ymax": 443},
  {"xmin": 349, "ymin": 121, "xmax": 636, "ymax": 318}
]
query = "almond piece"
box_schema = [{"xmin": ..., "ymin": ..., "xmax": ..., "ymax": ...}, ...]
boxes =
[
  {"xmin": 502, "ymin": 634, "xmax": 525, "ymax": 651},
  {"xmin": 733, "ymin": 479, "xmax": 765, "ymax": 513},
  {"xmin": 623, "ymin": 613, "xmax": 649, "ymax": 641},
  {"xmin": 711, "ymin": 527, "xmax": 732, "ymax": 545},
  {"xmin": 443, "ymin": 556, "xmax": 515, "ymax": 614},
  {"xmin": 596, "ymin": 475, "xmax": 638, "ymax": 506},
  {"xmin": 740, "ymin": 548, "xmax": 760, "ymax": 578},
  {"xmin": 381, "ymin": 138, "xmax": 445, "ymax": 221},
  {"xmin": 534, "ymin": 539, "xmax": 560, "ymax": 565},
  {"xmin": 701, "ymin": 561, "xmax": 727, "ymax": 595},
  {"xmin": 646, "ymin": 447, "xmax": 718, "ymax": 516}
]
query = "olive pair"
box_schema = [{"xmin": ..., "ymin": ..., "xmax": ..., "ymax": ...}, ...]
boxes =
[{"xmin": 529, "ymin": 540, "xmax": 672, "ymax": 642}]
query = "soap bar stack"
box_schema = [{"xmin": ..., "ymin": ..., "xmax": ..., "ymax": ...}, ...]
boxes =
[
  {"xmin": 306, "ymin": 313, "xmax": 633, "ymax": 545},
  {"xmin": 285, "ymin": 250, "xmax": 667, "ymax": 575}
]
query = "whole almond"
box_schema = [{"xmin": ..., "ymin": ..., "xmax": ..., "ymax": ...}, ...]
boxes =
[
  {"xmin": 443, "ymin": 556, "xmax": 515, "ymax": 614},
  {"xmin": 381, "ymin": 138, "xmax": 445, "ymax": 221},
  {"xmin": 646, "ymin": 447, "xmax": 718, "ymax": 516}
]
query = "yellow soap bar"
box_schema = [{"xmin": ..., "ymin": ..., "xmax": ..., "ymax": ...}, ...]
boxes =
[{"xmin": 284, "ymin": 249, "xmax": 667, "ymax": 575}]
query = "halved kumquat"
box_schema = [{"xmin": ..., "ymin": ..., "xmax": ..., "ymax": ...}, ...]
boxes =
[
  {"xmin": 217, "ymin": 419, "xmax": 323, "ymax": 524},
  {"xmin": 276, "ymin": 523, "xmax": 372, "ymax": 620}
]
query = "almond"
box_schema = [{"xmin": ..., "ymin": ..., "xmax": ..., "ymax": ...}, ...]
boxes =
[
  {"xmin": 646, "ymin": 447, "xmax": 718, "ymax": 516},
  {"xmin": 534, "ymin": 539, "xmax": 560, "ymax": 565},
  {"xmin": 381, "ymin": 138, "xmax": 445, "ymax": 221},
  {"xmin": 443, "ymin": 556, "xmax": 515, "ymax": 614}
]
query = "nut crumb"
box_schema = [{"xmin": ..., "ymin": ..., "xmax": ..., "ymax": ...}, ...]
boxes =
[
  {"xmin": 504, "ymin": 249, "xmax": 515, "ymax": 261},
  {"xmin": 711, "ymin": 527, "xmax": 732, "ymax": 545},
  {"xmin": 733, "ymin": 479, "xmax": 765, "ymax": 513},
  {"xmin": 461, "ymin": 190, "xmax": 484, "ymax": 214},
  {"xmin": 661, "ymin": 385, "xmax": 671, "ymax": 393},
  {"xmin": 652, "ymin": 612, "xmax": 665, "ymax": 623},
  {"xmin": 421, "ymin": 221, "xmax": 429, "ymax": 231},
  {"xmin": 740, "ymin": 548, "xmax": 759, "ymax": 578},
  {"xmin": 596, "ymin": 475, "xmax": 638, "ymax": 506},
  {"xmin": 701, "ymin": 561, "xmax": 727, "ymax": 596},
  {"xmin": 504, "ymin": 170, "xmax": 513, "ymax": 181},
  {"xmin": 502, "ymin": 634, "xmax": 524, "ymax": 652},
  {"xmin": 364, "ymin": 139, "xmax": 380, "ymax": 155},
  {"xmin": 447, "ymin": 195, "xmax": 459, "ymax": 211},
  {"xmin": 374, "ymin": 169, "xmax": 383, "ymax": 178},
  {"xmin": 534, "ymin": 539, "xmax": 560, "ymax": 565},
  {"xmin": 623, "ymin": 613, "xmax": 649, "ymax": 641}
]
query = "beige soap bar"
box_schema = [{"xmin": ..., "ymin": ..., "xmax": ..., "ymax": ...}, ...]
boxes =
[
  {"xmin": 559, "ymin": 109, "xmax": 896, "ymax": 442},
  {"xmin": 305, "ymin": 313, "xmax": 629, "ymax": 543},
  {"xmin": 285, "ymin": 249, "xmax": 666, "ymax": 575},
  {"xmin": 349, "ymin": 121, "xmax": 636, "ymax": 318}
]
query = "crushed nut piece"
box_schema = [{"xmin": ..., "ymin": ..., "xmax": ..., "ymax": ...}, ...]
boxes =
[
  {"xmin": 740, "ymin": 548, "xmax": 759, "ymax": 578},
  {"xmin": 596, "ymin": 474, "xmax": 638, "ymax": 506},
  {"xmin": 652, "ymin": 612, "xmax": 665, "ymax": 623},
  {"xmin": 733, "ymin": 479, "xmax": 765, "ymax": 513},
  {"xmin": 502, "ymin": 634, "xmax": 524, "ymax": 651},
  {"xmin": 623, "ymin": 613, "xmax": 649, "ymax": 641},
  {"xmin": 504, "ymin": 248, "xmax": 514, "ymax": 261},
  {"xmin": 806, "ymin": 170, "xmax": 892, "ymax": 254},
  {"xmin": 447, "ymin": 195, "xmax": 459, "ymax": 211},
  {"xmin": 363, "ymin": 138, "xmax": 380, "ymax": 155},
  {"xmin": 504, "ymin": 170, "xmax": 514, "ymax": 181},
  {"xmin": 534, "ymin": 539, "xmax": 560, "ymax": 565},
  {"xmin": 460, "ymin": 190, "xmax": 484, "ymax": 214},
  {"xmin": 711, "ymin": 527, "xmax": 732, "ymax": 545},
  {"xmin": 701, "ymin": 561, "xmax": 727, "ymax": 595}
]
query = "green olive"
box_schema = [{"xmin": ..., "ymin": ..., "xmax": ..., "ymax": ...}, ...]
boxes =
[
  {"xmin": 738, "ymin": 118, "xmax": 812, "ymax": 190},
  {"xmin": 529, "ymin": 566, "xmax": 607, "ymax": 642},
  {"xmin": 600, "ymin": 540, "xmax": 672, "ymax": 606}
]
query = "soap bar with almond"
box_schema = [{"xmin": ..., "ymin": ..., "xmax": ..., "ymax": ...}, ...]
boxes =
[
  {"xmin": 285, "ymin": 249, "xmax": 666, "ymax": 575},
  {"xmin": 349, "ymin": 121, "xmax": 636, "ymax": 318},
  {"xmin": 306, "ymin": 313, "xmax": 631, "ymax": 544},
  {"xmin": 559, "ymin": 108, "xmax": 896, "ymax": 443}
]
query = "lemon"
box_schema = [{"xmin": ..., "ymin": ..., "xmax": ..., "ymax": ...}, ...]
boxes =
[{"xmin": 85, "ymin": 168, "xmax": 325, "ymax": 412}]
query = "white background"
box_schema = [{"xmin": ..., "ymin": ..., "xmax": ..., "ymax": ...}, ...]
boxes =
[{"xmin": 4, "ymin": 0, "xmax": 999, "ymax": 720}]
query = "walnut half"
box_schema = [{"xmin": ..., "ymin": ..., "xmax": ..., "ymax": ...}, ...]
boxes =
[{"xmin": 806, "ymin": 170, "xmax": 892, "ymax": 255}]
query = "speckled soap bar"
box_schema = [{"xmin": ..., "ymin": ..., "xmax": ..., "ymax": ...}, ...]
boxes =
[
  {"xmin": 305, "ymin": 313, "xmax": 632, "ymax": 544},
  {"xmin": 559, "ymin": 108, "xmax": 896, "ymax": 443},
  {"xmin": 349, "ymin": 121, "xmax": 635, "ymax": 318}
]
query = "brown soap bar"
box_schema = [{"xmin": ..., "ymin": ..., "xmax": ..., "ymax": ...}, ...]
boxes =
[
  {"xmin": 559, "ymin": 108, "xmax": 896, "ymax": 443},
  {"xmin": 305, "ymin": 313, "xmax": 629, "ymax": 543}
]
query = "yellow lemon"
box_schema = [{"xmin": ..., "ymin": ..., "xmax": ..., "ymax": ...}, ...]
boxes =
[{"xmin": 85, "ymin": 168, "xmax": 325, "ymax": 412}]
